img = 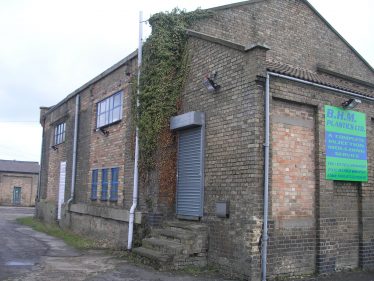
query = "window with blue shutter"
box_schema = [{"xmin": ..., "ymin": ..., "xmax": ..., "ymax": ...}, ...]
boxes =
[
  {"xmin": 91, "ymin": 169, "xmax": 98, "ymax": 200},
  {"xmin": 110, "ymin": 167, "xmax": 119, "ymax": 201},
  {"xmin": 101, "ymin": 168, "xmax": 108, "ymax": 201}
]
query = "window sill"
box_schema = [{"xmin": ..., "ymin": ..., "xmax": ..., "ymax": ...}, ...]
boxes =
[{"xmin": 95, "ymin": 119, "xmax": 121, "ymax": 131}]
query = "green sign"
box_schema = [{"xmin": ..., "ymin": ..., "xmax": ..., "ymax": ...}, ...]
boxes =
[{"xmin": 325, "ymin": 105, "xmax": 368, "ymax": 182}]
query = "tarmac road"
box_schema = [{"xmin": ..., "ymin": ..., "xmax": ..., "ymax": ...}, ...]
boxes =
[
  {"xmin": 1, "ymin": 206, "xmax": 373, "ymax": 281},
  {"xmin": 0, "ymin": 206, "xmax": 230, "ymax": 281}
]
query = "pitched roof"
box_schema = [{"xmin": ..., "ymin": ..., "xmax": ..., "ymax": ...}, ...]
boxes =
[
  {"xmin": 0, "ymin": 160, "xmax": 40, "ymax": 174},
  {"xmin": 209, "ymin": 0, "xmax": 373, "ymax": 73},
  {"xmin": 266, "ymin": 60, "xmax": 374, "ymax": 99}
]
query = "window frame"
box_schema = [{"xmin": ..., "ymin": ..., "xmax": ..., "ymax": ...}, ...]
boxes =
[
  {"xmin": 54, "ymin": 122, "xmax": 66, "ymax": 145},
  {"xmin": 96, "ymin": 91, "xmax": 123, "ymax": 128}
]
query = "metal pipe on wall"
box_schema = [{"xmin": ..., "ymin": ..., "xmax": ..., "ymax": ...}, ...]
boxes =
[
  {"xmin": 261, "ymin": 72, "xmax": 270, "ymax": 281},
  {"xmin": 128, "ymin": 10, "xmax": 143, "ymax": 250},
  {"xmin": 37, "ymin": 118, "xmax": 46, "ymax": 202},
  {"xmin": 67, "ymin": 94, "xmax": 80, "ymax": 205}
]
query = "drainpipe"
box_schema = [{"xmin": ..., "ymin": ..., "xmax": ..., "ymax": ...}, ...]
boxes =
[
  {"xmin": 261, "ymin": 72, "xmax": 270, "ymax": 281},
  {"xmin": 128, "ymin": 11, "xmax": 143, "ymax": 250},
  {"xmin": 67, "ymin": 94, "xmax": 80, "ymax": 206},
  {"xmin": 37, "ymin": 117, "xmax": 46, "ymax": 202},
  {"xmin": 261, "ymin": 71, "xmax": 374, "ymax": 281}
]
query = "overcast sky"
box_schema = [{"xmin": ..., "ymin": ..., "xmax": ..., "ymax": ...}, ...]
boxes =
[{"xmin": 0, "ymin": 0, "xmax": 373, "ymax": 162}]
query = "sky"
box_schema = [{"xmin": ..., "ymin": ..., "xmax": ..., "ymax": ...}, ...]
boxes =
[{"xmin": 0, "ymin": 0, "xmax": 373, "ymax": 163}]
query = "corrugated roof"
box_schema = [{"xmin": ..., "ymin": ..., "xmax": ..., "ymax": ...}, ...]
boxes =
[
  {"xmin": 0, "ymin": 160, "xmax": 40, "ymax": 174},
  {"xmin": 266, "ymin": 60, "xmax": 374, "ymax": 98}
]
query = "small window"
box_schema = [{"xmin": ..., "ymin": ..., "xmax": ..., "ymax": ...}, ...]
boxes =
[
  {"xmin": 110, "ymin": 167, "xmax": 119, "ymax": 201},
  {"xmin": 96, "ymin": 91, "xmax": 123, "ymax": 128},
  {"xmin": 101, "ymin": 168, "xmax": 108, "ymax": 201},
  {"xmin": 91, "ymin": 169, "xmax": 98, "ymax": 200},
  {"xmin": 54, "ymin": 122, "xmax": 66, "ymax": 145}
]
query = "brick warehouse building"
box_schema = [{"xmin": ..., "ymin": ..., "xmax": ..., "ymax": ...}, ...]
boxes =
[
  {"xmin": 36, "ymin": 0, "xmax": 374, "ymax": 280},
  {"xmin": 0, "ymin": 160, "xmax": 39, "ymax": 206}
]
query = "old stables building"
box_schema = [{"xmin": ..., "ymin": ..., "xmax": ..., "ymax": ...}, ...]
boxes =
[
  {"xmin": 0, "ymin": 160, "xmax": 39, "ymax": 206},
  {"xmin": 36, "ymin": 0, "xmax": 374, "ymax": 280}
]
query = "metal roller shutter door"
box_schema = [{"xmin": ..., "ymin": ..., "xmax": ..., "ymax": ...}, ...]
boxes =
[{"xmin": 176, "ymin": 127, "xmax": 202, "ymax": 218}]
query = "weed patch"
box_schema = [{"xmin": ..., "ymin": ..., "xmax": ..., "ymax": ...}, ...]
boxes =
[{"xmin": 16, "ymin": 217, "xmax": 98, "ymax": 250}]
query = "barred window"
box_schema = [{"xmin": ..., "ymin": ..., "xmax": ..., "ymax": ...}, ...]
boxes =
[
  {"xmin": 96, "ymin": 91, "xmax": 123, "ymax": 128},
  {"xmin": 54, "ymin": 122, "xmax": 66, "ymax": 145}
]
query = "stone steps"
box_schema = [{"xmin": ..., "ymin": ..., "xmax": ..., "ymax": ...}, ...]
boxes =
[
  {"xmin": 142, "ymin": 237, "xmax": 185, "ymax": 255},
  {"xmin": 133, "ymin": 220, "xmax": 208, "ymax": 269},
  {"xmin": 132, "ymin": 246, "xmax": 172, "ymax": 268}
]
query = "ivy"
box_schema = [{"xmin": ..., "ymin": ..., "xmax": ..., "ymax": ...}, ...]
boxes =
[{"xmin": 135, "ymin": 8, "xmax": 211, "ymax": 168}]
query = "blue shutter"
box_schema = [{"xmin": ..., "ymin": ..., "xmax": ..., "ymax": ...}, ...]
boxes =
[
  {"xmin": 101, "ymin": 169, "xmax": 108, "ymax": 200},
  {"xmin": 110, "ymin": 167, "xmax": 119, "ymax": 201},
  {"xmin": 91, "ymin": 169, "xmax": 98, "ymax": 200}
]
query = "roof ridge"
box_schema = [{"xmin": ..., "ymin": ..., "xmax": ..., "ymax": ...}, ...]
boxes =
[{"xmin": 302, "ymin": 0, "xmax": 373, "ymax": 73}]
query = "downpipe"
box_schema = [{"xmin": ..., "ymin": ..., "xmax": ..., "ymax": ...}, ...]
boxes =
[
  {"xmin": 128, "ymin": 11, "xmax": 142, "ymax": 250},
  {"xmin": 67, "ymin": 94, "xmax": 80, "ymax": 206},
  {"xmin": 261, "ymin": 73, "xmax": 270, "ymax": 281}
]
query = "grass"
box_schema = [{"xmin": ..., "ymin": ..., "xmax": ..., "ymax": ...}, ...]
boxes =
[{"xmin": 16, "ymin": 216, "xmax": 98, "ymax": 250}]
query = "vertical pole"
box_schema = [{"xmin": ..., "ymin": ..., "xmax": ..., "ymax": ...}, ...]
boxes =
[
  {"xmin": 128, "ymin": 10, "xmax": 142, "ymax": 250},
  {"xmin": 262, "ymin": 72, "xmax": 270, "ymax": 281}
]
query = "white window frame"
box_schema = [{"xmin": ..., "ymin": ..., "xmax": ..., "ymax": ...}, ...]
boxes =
[
  {"xmin": 54, "ymin": 122, "xmax": 66, "ymax": 145},
  {"xmin": 96, "ymin": 91, "xmax": 123, "ymax": 128}
]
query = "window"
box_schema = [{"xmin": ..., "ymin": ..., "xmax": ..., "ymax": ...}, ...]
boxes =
[
  {"xmin": 91, "ymin": 169, "xmax": 98, "ymax": 200},
  {"xmin": 101, "ymin": 168, "xmax": 108, "ymax": 201},
  {"xmin": 110, "ymin": 167, "xmax": 119, "ymax": 201},
  {"xmin": 54, "ymin": 122, "xmax": 66, "ymax": 145},
  {"xmin": 96, "ymin": 91, "xmax": 123, "ymax": 128}
]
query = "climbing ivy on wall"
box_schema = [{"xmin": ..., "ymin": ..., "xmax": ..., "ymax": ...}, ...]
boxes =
[{"xmin": 135, "ymin": 8, "xmax": 211, "ymax": 168}]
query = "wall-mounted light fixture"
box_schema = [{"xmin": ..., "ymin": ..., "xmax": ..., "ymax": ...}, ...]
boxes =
[
  {"xmin": 51, "ymin": 145, "xmax": 58, "ymax": 151},
  {"xmin": 98, "ymin": 127, "xmax": 109, "ymax": 136},
  {"xmin": 203, "ymin": 71, "xmax": 220, "ymax": 92},
  {"xmin": 341, "ymin": 98, "xmax": 361, "ymax": 110}
]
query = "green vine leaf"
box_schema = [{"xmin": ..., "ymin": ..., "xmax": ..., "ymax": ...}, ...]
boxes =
[{"xmin": 133, "ymin": 8, "xmax": 212, "ymax": 169}]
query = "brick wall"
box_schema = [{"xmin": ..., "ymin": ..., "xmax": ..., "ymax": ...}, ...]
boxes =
[
  {"xmin": 193, "ymin": 0, "xmax": 373, "ymax": 83},
  {"xmin": 0, "ymin": 172, "xmax": 38, "ymax": 206},
  {"xmin": 178, "ymin": 36, "xmax": 267, "ymax": 279},
  {"xmin": 38, "ymin": 55, "xmax": 138, "ymax": 243},
  {"xmin": 269, "ymin": 99, "xmax": 316, "ymax": 276},
  {"xmin": 86, "ymin": 69, "xmax": 133, "ymax": 208},
  {"xmin": 269, "ymin": 77, "xmax": 374, "ymax": 277}
]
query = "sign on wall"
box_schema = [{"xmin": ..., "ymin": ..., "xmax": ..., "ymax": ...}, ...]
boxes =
[{"xmin": 325, "ymin": 105, "xmax": 368, "ymax": 182}]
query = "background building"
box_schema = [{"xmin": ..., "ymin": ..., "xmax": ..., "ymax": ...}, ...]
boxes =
[{"xmin": 0, "ymin": 160, "xmax": 39, "ymax": 207}]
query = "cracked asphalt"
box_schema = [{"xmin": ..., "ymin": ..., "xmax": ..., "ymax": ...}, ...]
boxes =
[{"xmin": 1, "ymin": 206, "xmax": 373, "ymax": 281}]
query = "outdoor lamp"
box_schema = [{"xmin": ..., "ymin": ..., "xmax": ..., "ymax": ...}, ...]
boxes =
[
  {"xmin": 203, "ymin": 71, "xmax": 220, "ymax": 92},
  {"xmin": 341, "ymin": 98, "xmax": 361, "ymax": 110},
  {"xmin": 98, "ymin": 127, "xmax": 109, "ymax": 136}
]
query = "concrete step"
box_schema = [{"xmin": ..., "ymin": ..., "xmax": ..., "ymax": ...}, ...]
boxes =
[
  {"xmin": 164, "ymin": 220, "xmax": 208, "ymax": 232},
  {"xmin": 132, "ymin": 246, "xmax": 171, "ymax": 264},
  {"xmin": 142, "ymin": 237, "xmax": 186, "ymax": 255},
  {"xmin": 154, "ymin": 228, "xmax": 195, "ymax": 243}
]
